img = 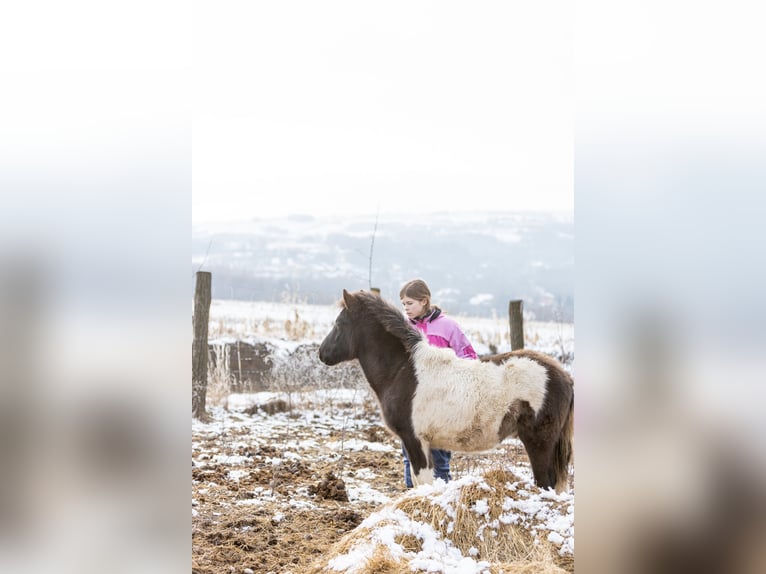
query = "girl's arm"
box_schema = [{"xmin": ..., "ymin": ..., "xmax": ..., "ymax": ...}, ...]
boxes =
[{"xmin": 449, "ymin": 324, "xmax": 478, "ymax": 359}]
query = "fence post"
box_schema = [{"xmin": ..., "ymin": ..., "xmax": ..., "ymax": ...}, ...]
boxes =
[
  {"xmin": 192, "ymin": 271, "xmax": 212, "ymax": 419},
  {"xmin": 236, "ymin": 340, "xmax": 243, "ymax": 387},
  {"xmin": 509, "ymin": 299, "xmax": 524, "ymax": 350}
]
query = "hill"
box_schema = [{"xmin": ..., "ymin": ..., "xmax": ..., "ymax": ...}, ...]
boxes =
[{"xmin": 192, "ymin": 211, "xmax": 573, "ymax": 321}]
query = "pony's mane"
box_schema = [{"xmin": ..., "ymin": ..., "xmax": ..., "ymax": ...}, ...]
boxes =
[{"xmin": 347, "ymin": 290, "xmax": 423, "ymax": 352}]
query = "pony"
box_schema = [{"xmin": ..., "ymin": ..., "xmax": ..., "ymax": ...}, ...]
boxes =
[{"xmin": 318, "ymin": 289, "xmax": 574, "ymax": 492}]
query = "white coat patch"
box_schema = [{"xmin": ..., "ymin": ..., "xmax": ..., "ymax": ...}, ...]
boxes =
[
  {"xmin": 412, "ymin": 467, "xmax": 434, "ymax": 486},
  {"xmin": 410, "ymin": 342, "xmax": 548, "ymax": 452}
]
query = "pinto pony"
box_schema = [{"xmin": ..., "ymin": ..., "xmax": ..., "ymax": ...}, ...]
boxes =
[{"xmin": 318, "ymin": 289, "xmax": 574, "ymax": 492}]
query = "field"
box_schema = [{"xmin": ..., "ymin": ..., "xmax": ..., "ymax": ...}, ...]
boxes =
[{"xmin": 192, "ymin": 300, "xmax": 575, "ymax": 573}]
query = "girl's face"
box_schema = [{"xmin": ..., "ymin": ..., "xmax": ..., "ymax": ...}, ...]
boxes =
[{"xmin": 401, "ymin": 296, "xmax": 427, "ymax": 319}]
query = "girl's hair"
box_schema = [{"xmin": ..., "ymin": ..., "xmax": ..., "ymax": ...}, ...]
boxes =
[{"xmin": 399, "ymin": 279, "xmax": 433, "ymax": 314}]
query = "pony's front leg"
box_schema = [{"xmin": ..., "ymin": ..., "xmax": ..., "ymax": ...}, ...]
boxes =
[{"xmin": 402, "ymin": 434, "xmax": 433, "ymax": 486}]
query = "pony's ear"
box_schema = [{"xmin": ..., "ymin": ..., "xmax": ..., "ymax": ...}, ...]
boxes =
[{"xmin": 342, "ymin": 289, "xmax": 354, "ymax": 307}]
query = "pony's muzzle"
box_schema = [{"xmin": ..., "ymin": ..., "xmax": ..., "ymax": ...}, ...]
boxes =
[{"xmin": 318, "ymin": 343, "xmax": 335, "ymax": 365}]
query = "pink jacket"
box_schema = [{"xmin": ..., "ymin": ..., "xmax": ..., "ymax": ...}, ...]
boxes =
[{"xmin": 410, "ymin": 308, "xmax": 478, "ymax": 360}]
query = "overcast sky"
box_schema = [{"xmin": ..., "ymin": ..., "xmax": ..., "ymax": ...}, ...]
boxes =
[{"xmin": 192, "ymin": 1, "xmax": 573, "ymax": 222}]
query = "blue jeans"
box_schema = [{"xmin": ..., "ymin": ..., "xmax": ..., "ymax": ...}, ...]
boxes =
[{"xmin": 403, "ymin": 445, "xmax": 451, "ymax": 488}]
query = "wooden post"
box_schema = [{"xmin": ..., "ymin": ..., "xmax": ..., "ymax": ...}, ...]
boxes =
[
  {"xmin": 192, "ymin": 271, "xmax": 212, "ymax": 419},
  {"xmin": 236, "ymin": 340, "xmax": 243, "ymax": 387},
  {"xmin": 509, "ymin": 299, "xmax": 524, "ymax": 350}
]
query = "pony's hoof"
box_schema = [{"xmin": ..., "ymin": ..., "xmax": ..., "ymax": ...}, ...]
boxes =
[{"xmin": 412, "ymin": 468, "xmax": 435, "ymax": 486}]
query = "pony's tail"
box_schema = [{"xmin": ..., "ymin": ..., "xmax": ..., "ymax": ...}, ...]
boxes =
[{"xmin": 553, "ymin": 394, "xmax": 574, "ymax": 493}]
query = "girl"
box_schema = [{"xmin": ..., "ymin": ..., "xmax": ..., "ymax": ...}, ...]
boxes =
[{"xmin": 399, "ymin": 278, "xmax": 478, "ymax": 487}]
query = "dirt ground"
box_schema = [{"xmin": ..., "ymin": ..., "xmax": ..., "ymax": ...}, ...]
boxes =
[{"xmin": 192, "ymin": 392, "xmax": 567, "ymax": 574}]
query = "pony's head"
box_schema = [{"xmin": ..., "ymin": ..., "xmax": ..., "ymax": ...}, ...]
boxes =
[
  {"xmin": 318, "ymin": 289, "xmax": 359, "ymax": 365},
  {"xmin": 318, "ymin": 289, "xmax": 423, "ymax": 366}
]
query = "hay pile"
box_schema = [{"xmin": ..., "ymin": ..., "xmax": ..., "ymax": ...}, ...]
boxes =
[{"xmin": 308, "ymin": 468, "xmax": 574, "ymax": 574}]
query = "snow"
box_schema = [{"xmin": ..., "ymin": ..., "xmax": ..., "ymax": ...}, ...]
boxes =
[
  {"xmin": 194, "ymin": 383, "xmax": 575, "ymax": 570},
  {"xmin": 326, "ymin": 439, "xmax": 396, "ymax": 453},
  {"xmin": 472, "ymin": 499, "xmax": 490, "ymax": 516},
  {"xmin": 206, "ymin": 298, "xmax": 575, "ymax": 375},
  {"xmin": 193, "ymin": 298, "xmax": 575, "ymax": 571},
  {"xmin": 326, "ymin": 473, "xmax": 574, "ymax": 572},
  {"xmin": 193, "ymin": 388, "xmax": 398, "ymax": 516}
]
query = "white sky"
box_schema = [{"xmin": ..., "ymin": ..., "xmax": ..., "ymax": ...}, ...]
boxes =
[{"xmin": 192, "ymin": 1, "xmax": 573, "ymax": 222}]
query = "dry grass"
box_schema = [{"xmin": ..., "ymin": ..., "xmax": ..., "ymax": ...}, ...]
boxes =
[
  {"xmin": 357, "ymin": 545, "xmax": 412, "ymax": 574},
  {"xmin": 209, "ymin": 305, "xmax": 331, "ymax": 342},
  {"xmin": 193, "ymin": 396, "xmax": 574, "ymax": 574},
  {"xmin": 192, "ymin": 503, "xmax": 363, "ymax": 574},
  {"xmin": 308, "ymin": 468, "xmax": 573, "ymax": 574},
  {"xmin": 488, "ymin": 562, "xmax": 570, "ymax": 574},
  {"xmin": 284, "ymin": 308, "xmax": 314, "ymax": 340},
  {"xmin": 195, "ymin": 300, "xmax": 575, "ymax": 573},
  {"xmin": 204, "ymin": 342, "xmax": 238, "ymax": 409},
  {"xmin": 207, "ymin": 303, "xmax": 574, "ymax": 369}
]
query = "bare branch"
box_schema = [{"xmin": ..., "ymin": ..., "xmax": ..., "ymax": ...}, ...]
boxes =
[
  {"xmin": 368, "ymin": 207, "xmax": 379, "ymax": 289},
  {"xmin": 195, "ymin": 239, "xmax": 213, "ymax": 274}
]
